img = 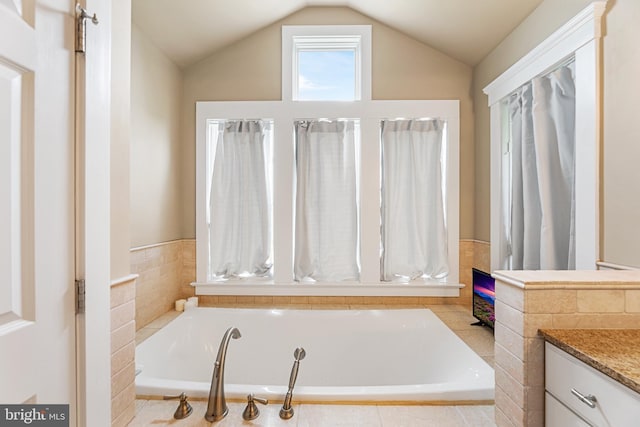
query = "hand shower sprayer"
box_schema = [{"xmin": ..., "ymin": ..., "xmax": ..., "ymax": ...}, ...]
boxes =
[{"xmin": 279, "ymin": 347, "xmax": 306, "ymax": 419}]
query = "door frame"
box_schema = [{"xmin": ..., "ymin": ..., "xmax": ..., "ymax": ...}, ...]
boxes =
[
  {"xmin": 483, "ymin": 1, "xmax": 606, "ymax": 272},
  {"xmin": 75, "ymin": 0, "xmax": 112, "ymax": 425}
]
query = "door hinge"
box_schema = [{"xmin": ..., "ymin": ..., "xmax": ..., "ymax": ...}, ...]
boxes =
[
  {"xmin": 75, "ymin": 3, "xmax": 99, "ymax": 54},
  {"xmin": 75, "ymin": 279, "xmax": 86, "ymax": 314}
]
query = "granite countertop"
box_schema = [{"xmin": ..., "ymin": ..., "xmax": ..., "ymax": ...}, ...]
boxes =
[{"xmin": 539, "ymin": 329, "xmax": 640, "ymax": 395}]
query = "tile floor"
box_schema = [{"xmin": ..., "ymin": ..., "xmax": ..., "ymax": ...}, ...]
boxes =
[{"xmin": 129, "ymin": 304, "xmax": 496, "ymax": 426}]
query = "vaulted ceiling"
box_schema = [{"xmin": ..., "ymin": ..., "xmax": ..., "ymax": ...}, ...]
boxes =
[{"xmin": 132, "ymin": 0, "xmax": 544, "ymax": 69}]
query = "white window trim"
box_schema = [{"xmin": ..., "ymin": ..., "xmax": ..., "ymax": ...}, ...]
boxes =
[
  {"xmin": 483, "ymin": 1, "xmax": 607, "ymax": 272},
  {"xmin": 195, "ymin": 100, "xmax": 460, "ymax": 296},
  {"xmin": 282, "ymin": 25, "xmax": 371, "ymax": 102}
]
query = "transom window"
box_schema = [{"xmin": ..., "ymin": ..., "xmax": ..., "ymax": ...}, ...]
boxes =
[
  {"xmin": 295, "ymin": 37, "xmax": 358, "ymax": 100},
  {"xmin": 282, "ymin": 26, "xmax": 371, "ymax": 102}
]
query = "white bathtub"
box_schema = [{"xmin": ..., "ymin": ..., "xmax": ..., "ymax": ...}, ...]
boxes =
[{"xmin": 135, "ymin": 307, "xmax": 494, "ymax": 402}]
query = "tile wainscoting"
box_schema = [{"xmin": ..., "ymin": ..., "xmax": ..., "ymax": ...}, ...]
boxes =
[
  {"xmin": 130, "ymin": 240, "xmax": 195, "ymax": 330},
  {"xmin": 131, "ymin": 239, "xmax": 491, "ymax": 329},
  {"xmin": 110, "ymin": 274, "xmax": 138, "ymax": 427}
]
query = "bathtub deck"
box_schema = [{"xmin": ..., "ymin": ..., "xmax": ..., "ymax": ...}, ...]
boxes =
[
  {"xmin": 129, "ymin": 305, "xmax": 496, "ymax": 426},
  {"xmin": 129, "ymin": 400, "xmax": 495, "ymax": 426}
]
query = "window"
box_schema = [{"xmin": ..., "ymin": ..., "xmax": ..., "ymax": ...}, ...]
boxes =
[
  {"xmin": 298, "ymin": 50, "xmax": 356, "ymax": 101},
  {"xmin": 282, "ymin": 26, "xmax": 371, "ymax": 101},
  {"xmin": 294, "ymin": 119, "xmax": 360, "ymax": 282},
  {"xmin": 381, "ymin": 119, "xmax": 449, "ymax": 281},
  {"xmin": 194, "ymin": 25, "xmax": 460, "ymax": 296},
  {"xmin": 206, "ymin": 120, "xmax": 273, "ymax": 281},
  {"xmin": 196, "ymin": 101, "xmax": 460, "ymax": 295}
]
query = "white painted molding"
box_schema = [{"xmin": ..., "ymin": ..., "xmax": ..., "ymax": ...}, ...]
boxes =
[
  {"xmin": 483, "ymin": 1, "xmax": 607, "ymax": 106},
  {"xmin": 0, "ymin": 8, "xmax": 36, "ymax": 72},
  {"xmin": 489, "ymin": 102, "xmax": 504, "ymax": 273},
  {"xmin": 485, "ymin": 1, "xmax": 606, "ymax": 273},
  {"xmin": 195, "ymin": 100, "xmax": 460, "ymax": 293}
]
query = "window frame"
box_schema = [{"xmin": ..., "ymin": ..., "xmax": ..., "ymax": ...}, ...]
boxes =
[
  {"xmin": 194, "ymin": 24, "xmax": 460, "ymax": 296},
  {"xmin": 282, "ymin": 25, "xmax": 371, "ymax": 102},
  {"xmin": 483, "ymin": 2, "xmax": 606, "ymax": 272},
  {"xmin": 195, "ymin": 101, "xmax": 460, "ymax": 296}
]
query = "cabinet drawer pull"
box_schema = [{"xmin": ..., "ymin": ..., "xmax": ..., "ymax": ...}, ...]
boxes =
[{"xmin": 571, "ymin": 388, "xmax": 597, "ymax": 408}]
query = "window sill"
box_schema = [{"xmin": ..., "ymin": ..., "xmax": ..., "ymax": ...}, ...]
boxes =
[{"xmin": 192, "ymin": 281, "xmax": 463, "ymax": 297}]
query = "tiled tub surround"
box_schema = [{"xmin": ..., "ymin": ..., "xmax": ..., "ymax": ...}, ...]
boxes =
[
  {"xmin": 131, "ymin": 239, "xmax": 491, "ymax": 329},
  {"xmin": 128, "ymin": 240, "xmax": 494, "ymax": 425},
  {"xmin": 492, "ymin": 270, "xmax": 640, "ymax": 427},
  {"xmin": 131, "ymin": 240, "xmax": 195, "ymax": 330},
  {"xmin": 130, "ymin": 305, "xmax": 496, "ymax": 426},
  {"xmin": 111, "ymin": 275, "xmax": 138, "ymax": 427}
]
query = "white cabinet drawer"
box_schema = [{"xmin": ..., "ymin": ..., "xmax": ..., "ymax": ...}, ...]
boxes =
[
  {"xmin": 545, "ymin": 392, "xmax": 590, "ymax": 427},
  {"xmin": 545, "ymin": 342, "xmax": 640, "ymax": 427}
]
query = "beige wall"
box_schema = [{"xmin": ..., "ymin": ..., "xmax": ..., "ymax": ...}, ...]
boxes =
[
  {"xmin": 134, "ymin": 1, "xmax": 640, "ymax": 267},
  {"xmin": 111, "ymin": 0, "xmax": 132, "ymax": 279},
  {"xmin": 602, "ymin": 0, "xmax": 640, "ymax": 266},
  {"xmin": 473, "ymin": 0, "xmax": 640, "ymax": 268},
  {"xmin": 130, "ymin": 25, "xmax": 184, "ymax": 247},
  {"xmin": 180, "ymin": 6, "xmax": 475, "ymax": 240}
]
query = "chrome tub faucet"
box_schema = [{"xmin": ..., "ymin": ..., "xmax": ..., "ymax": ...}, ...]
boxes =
[{"xmin": 205, "ymin": 327, "xmax": 241, "ymax": 422}]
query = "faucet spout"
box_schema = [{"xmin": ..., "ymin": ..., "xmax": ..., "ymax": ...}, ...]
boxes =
[{"xmin": 205, "ymin": 327, "xmax": 241, "ymax": 422}]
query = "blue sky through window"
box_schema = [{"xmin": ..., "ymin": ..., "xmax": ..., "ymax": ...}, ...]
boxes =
[{"xmin": 298, "ymin": 50, "xmax": 356, "ymax": 101}]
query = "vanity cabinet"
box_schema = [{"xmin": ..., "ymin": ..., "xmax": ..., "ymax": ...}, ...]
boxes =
[
  {"xmin": 545, "ymin": 342, "xmax": 640, "ymax": 427},
  {"xmin": 545, "ymin": 391, "xmax": 590, "ymax": 427}
]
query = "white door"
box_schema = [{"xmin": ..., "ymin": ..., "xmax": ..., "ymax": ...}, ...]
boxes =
[
  {"xmin": 0, "ymin": 0, "xmax": 77, "ymax": 421},
  {"xmin": 0, "ymin": 1, "xmax": 110, "ymax": 424}
]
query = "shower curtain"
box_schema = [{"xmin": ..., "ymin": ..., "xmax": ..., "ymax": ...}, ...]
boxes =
[
  {"xmin": 381, "ymin": 119, "xmax": 448, "ymax": 281},
  {"xmin": 208, "ymin": 120, "xmax": 271, "ymax": 279},
  {"xmin": 508, "ymin": 65, "xmax": 576, "ymax": 270},
  {"xmin": 294, "ymin": 120, "xmax": 359, "ymax": 282}
]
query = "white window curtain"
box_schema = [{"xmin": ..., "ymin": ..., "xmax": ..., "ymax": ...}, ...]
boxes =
[
  {"xmin": 507, "ymin": 64, "xmax": 576, "ymax": 270},
  {"xmin": 294, "ymin": 119, "xmax": 359, "ymax": 282},
  {"xmin": 381, "ymin": 119, "xmax": 448, "ymax": 281},
  {"xmin": 208, "ymin": 120, "xmax": 272, "ymax": 280}
]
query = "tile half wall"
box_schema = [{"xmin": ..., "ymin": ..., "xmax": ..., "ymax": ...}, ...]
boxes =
[
  {"xmin": 110, "ymin": 275, "xmax": 137, "ymax": 427},
  {"xmin": 131, "ymin": 239, "xmax": 490, "ymax": 329}
]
